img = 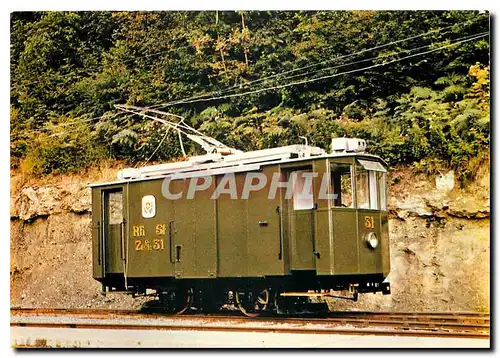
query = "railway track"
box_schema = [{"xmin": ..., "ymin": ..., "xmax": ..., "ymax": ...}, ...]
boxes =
[{"xmin": 11, "ymin": 308, "xmax": 490, "ymax": 339}]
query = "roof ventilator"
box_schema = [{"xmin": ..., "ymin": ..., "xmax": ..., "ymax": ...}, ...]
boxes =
[{"xmin": 331, "ymin": 138, "xmax": 367, "ymax": 153}]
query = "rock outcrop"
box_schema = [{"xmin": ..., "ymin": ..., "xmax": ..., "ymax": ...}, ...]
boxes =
[
  {"xmin": 11, "ymin": 184, "xmax": 91, "ymax": 222},
  {"xmin": 389, "ymin": 170, "xmax": 490, "ymax": 221}
]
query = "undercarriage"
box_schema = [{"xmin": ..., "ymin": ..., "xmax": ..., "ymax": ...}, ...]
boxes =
[{"xmin": 99, "ymin": 272, "xmax": 391, "ymax": 316}]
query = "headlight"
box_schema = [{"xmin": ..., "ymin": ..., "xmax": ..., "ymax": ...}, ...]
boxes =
[{"xmin": 365, "ymin": 232, "xmax": 378, "ymax": 249}]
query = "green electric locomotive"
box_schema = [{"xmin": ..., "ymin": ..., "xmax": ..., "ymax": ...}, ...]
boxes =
[{"xmin": 90, "ymin": 107, "xmax": 391, "ymax": 316}]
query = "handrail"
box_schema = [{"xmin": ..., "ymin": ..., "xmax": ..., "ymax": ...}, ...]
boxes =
[
  {"xmin": 276, "ymin": 206, "xmax": 282, "ymax": 260},
  {"xmin": 168, "ymin": 221, "xmax": 174, "ymax": 263},
  {"xmin": 120, "ymin": 220, "xmax": 126, "ymax": 261},
  {"xmin": 97, "ymin": 221, "xmax": 101, "ymax": 265}
]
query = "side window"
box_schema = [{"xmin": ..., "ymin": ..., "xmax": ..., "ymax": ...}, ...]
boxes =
[
  {"xmin": 292, "ymin": 170, "xmax": 314, "ymax": 210},
  {"xmin": 369, "ymin": 171, "xmax": 379, "ymax": 210},
  {"xmin": 378, "ymin": 172, "xmax": 387, "ymax": 211},
  {"xmin": 331, "ymin": 164, "xmax": 353, "ymax": 208},
  {"xmin": 107, "ymin": 191, "xmax": 123, "ymax": 225},
  {"xmin": 356, "ymin": 166, "xmax": 370, "ymax": 209}
]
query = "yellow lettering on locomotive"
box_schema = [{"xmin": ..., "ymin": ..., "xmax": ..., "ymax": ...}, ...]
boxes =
[
  {"xmin": 132, "ymin": 225, "xmax": 145, "ymax": 237},
  {"xmin": 155, "ymin": 224, "xmax": 166, "ymax": 235},
  {"xmin": 134, "ymin": 238, "xmax": 165, "ymax": 252},
  {"xmin": 364, "ymin": 216, "xmax": 375, "ymax": 229}
]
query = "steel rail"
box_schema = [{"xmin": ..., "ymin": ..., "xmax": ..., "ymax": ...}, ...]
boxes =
[
  {"xmin": 10, "ymin": 307, "xmax": 489, "ymax": 316},
  {"xmin": 10, "ymin": 308, "xmax": 489, "ymax": 323},
  {"xmin": 10, "ymin": 316, "xmax": 489, "ymax": 333},
  {"xmin": 11, "ymin": 308, "xmax": 489, "ymax": 339},
  {"xmin": 10, "ymin": 308, "xmax": 490, "ymax": 322},
  {"xmin": 10, "ymin": 321, "xmax": 489, "ymax": 339}
]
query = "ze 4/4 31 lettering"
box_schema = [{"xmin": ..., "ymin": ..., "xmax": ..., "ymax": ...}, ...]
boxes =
[{"xmin": 135, "ymin": 238, "xmax": 165, "ymax": 251}]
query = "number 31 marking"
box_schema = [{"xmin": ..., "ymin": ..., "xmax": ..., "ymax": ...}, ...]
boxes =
[{"xmin": 364, "ymin": 216, "xmax": 375, "ymax": 229}]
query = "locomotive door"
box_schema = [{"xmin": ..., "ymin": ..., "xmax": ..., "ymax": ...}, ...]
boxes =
[
  {"xmin": 330, "ymin": 162, "xmax": 359, "ymax": 274},
  {"xmin": 283, "ymin": 167, "xmax": 316, "ymax": 271},
  {"xmin": 171, "ymin": 189, "xmax": 196, "ymax": 279},
  {"xmin": 171, "ymin": 178, "xmax": 218, "ymax": 279},
  {"xmin": 101, "ymin": 188, "xmax": 125, "ymax": 275}
]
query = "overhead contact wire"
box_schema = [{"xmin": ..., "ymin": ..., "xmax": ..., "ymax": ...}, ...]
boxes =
[
  {"xmin": 146, "ymin": 17, "xmax": 485, "ymax": 109},
  {"xmin": 147, "ymin": 32, "xmax": 488, "ymax": 107}
]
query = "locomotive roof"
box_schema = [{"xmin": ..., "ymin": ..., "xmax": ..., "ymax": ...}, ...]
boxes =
[{"xmin": 89, "ymin": 150, "xmax": 387, "ymax": 188}]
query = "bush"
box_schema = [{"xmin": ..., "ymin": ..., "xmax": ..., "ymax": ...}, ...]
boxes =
[{"xmin": 20, "ymin": 129, "xmax": 108, "ymax": 176}]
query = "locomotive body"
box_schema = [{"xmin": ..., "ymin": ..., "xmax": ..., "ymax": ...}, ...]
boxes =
[{"xmin": 91, "ymin": 139, "xmax": 391, "ymax": 315}]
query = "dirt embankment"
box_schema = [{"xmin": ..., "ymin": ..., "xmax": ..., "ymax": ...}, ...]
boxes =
[{"xmin": 10, "ymin": 163, "xmax": 490, "ymax": 312}]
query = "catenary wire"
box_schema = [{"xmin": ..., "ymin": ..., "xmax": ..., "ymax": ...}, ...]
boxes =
[
  {"xmin": 149, "ymin": 33, "xmax": 488, "ymax": 106},
  {"xmin": 117, "ymin": 29, "xmax": 486, "ymax": 164},
  {"xmin": 21, "ymin": 30, "xmax": 488, "ymax": 139},
  {"xmin": 230, "ymin": 17, "xmax": 484, "ymax": 88},
  {"xmin": 146, "ymin": 16, "xmax": 485, "ymax": 109},
  {"xmin": 259, "ymin": 31, "xmax": 490, "ymax": 86}
]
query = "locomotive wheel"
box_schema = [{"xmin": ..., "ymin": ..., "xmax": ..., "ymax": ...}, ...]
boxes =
[
  {"xmin": 158, "ymin": 287, "xmax": 193, "ymax": 315},
  {"xmin": 236, "ymin": 289, "xmax": 270, "ymax": 317}
]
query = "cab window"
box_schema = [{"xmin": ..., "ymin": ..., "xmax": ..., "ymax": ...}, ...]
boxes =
[
  {"xmin": 331, "ymin": 163, "xmax": 354, "ymax": 208},
  {"xmin": 356, "ymin": 159, "xmax": 387, "ymax": 210},
  {"xmin": 369, "ymin": 171, "xmax": 378, "ymax": 209},
  {"xmin": 106, "ymin": 190, "xmax": 123, "ymax": 225},
  {"xmin": 292, "ymin": 170, "xmax": 314, "ymax": 210},
  {"xmin": 356, "ymin": 166, "xmax": 371, "ymax": 209},
  {"xmin": 378, "ymin": 172, "xmax": 387, "ymax": 211}
]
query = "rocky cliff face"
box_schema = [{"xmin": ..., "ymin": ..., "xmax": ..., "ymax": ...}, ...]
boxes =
[
  {"xmin": 10, "ymin": 166, "xmax": 148, "ymax": 309},
  {"xmin": 10, "ymin": 165, "xmax": 490, "ymax": 312}
]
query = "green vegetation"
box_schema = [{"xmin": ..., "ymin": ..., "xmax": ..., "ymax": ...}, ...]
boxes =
[{"xmin": 10, "ymin": 11, "xmax": 490, "ymax": 182}]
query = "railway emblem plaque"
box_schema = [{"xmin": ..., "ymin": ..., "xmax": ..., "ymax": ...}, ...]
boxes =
[{"xmin": 142, "ymin": 195, "xmax": 156, "ymax": 218}]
